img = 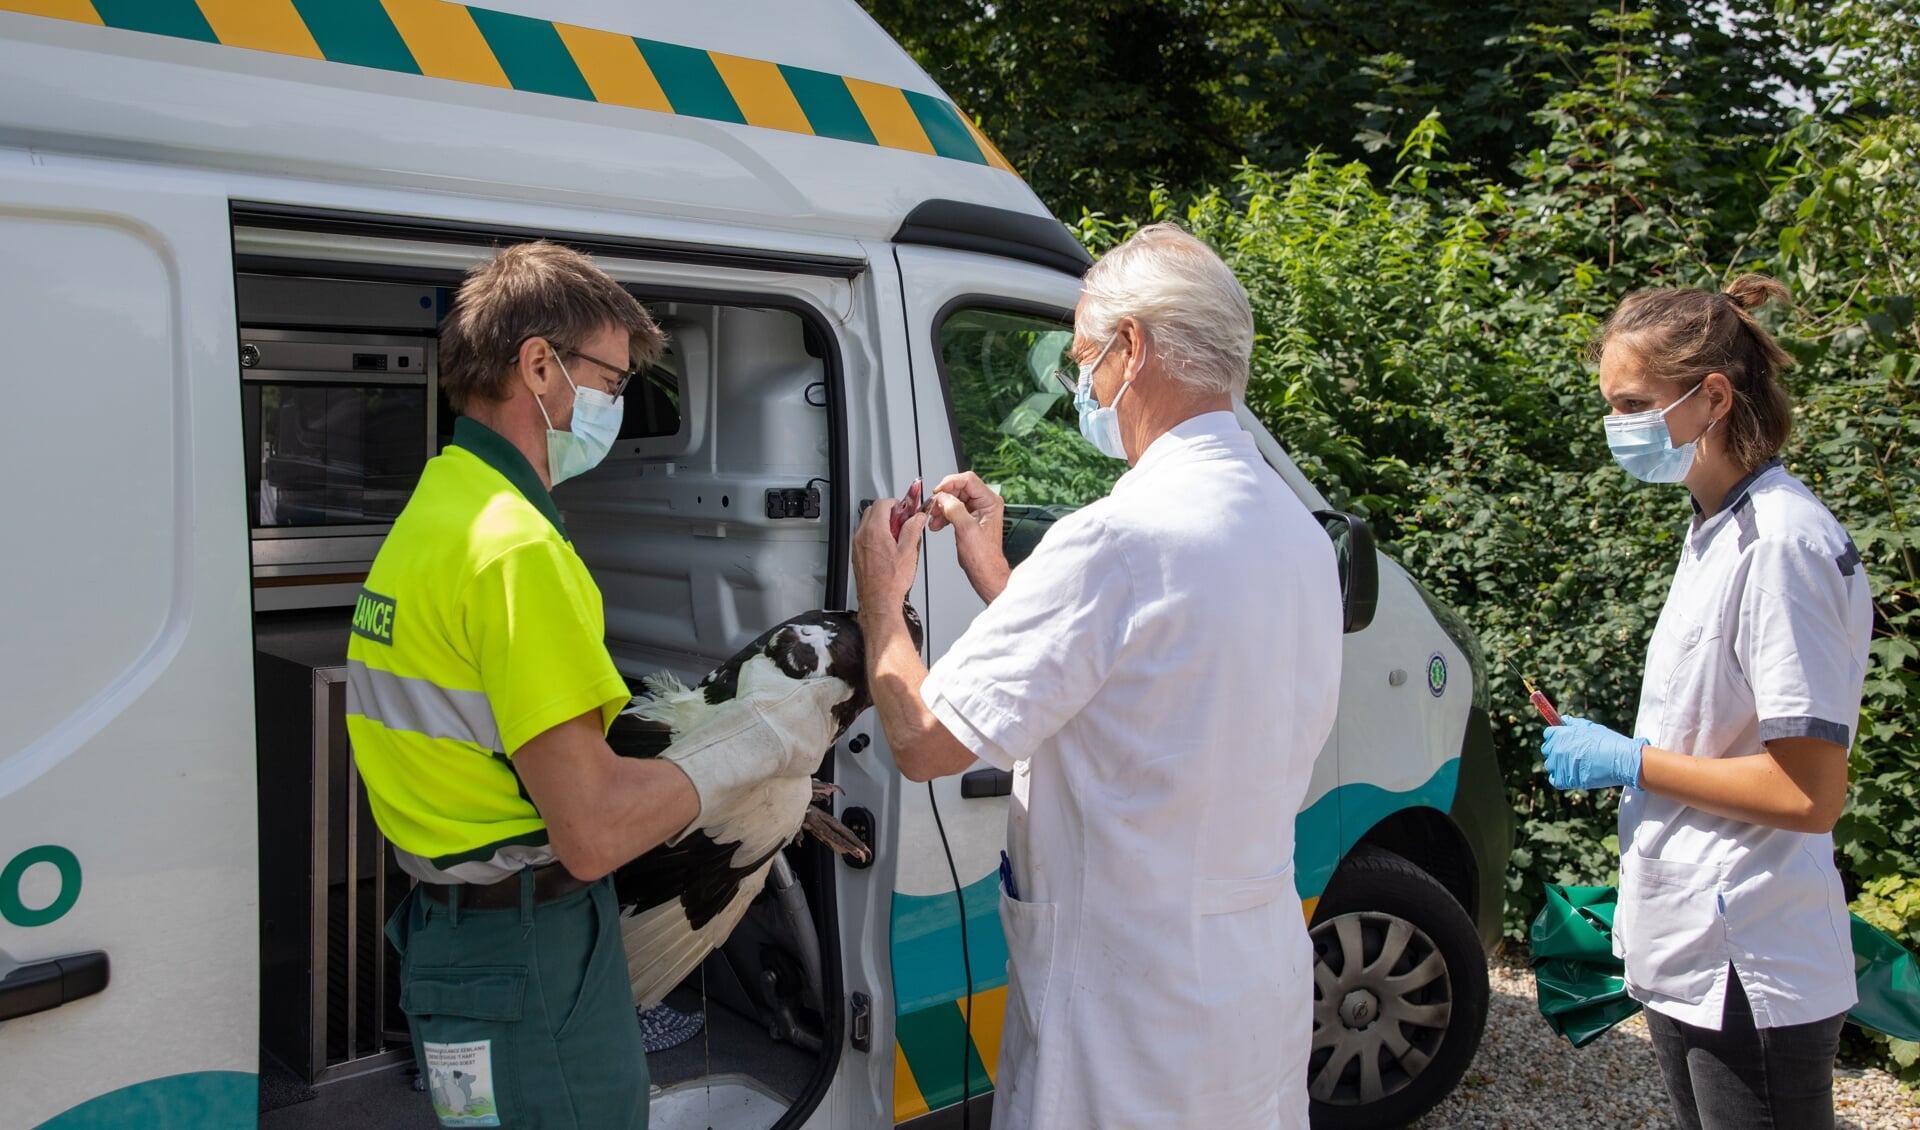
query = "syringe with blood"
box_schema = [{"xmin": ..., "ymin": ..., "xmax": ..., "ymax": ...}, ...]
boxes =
[{"xmin": 1523, "ymin": 677, "xmax": 1565, "ymax": 727}]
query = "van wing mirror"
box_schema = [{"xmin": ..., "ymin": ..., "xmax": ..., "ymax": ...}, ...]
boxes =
[{"xmin": 1313, "ymin": 510, "xmax": 1379, "ymax": 634}]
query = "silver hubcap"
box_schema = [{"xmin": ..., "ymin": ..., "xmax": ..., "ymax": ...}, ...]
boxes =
[{"xmin": 1308, "ymin": 911, "xmax": 1452, "ymax": 1106}]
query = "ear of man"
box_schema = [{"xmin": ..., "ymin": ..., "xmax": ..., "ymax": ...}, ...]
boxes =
[{"xmin": 516, "ymin": 335, "xmax": 564, "ymax": 400}]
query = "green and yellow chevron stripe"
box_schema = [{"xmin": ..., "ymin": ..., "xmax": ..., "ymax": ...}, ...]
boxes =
[
  {"xmin": 0, "ymin": 0, "xmax": 1016, "ymax": 171},
  {"xmin": 893, "ymin": 988, "xmax": 1006, "ymax": 1122}
]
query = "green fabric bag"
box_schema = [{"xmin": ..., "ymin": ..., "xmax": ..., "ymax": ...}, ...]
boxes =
[
  {"xmin": 1528, "ymin": 883, "xmax": 1920, "ymax": 1047},
  {"xmin": 1528, "ymin": 884, "xmax": 1639, "ymax": 1048},
  {"xmin": 1849, "ymin": 913, "xmax": 1920, "ymax": 1043}
]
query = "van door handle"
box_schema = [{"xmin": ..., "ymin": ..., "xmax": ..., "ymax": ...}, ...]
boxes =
[
  {"xmin": 0, "ymin": 951, "xmax": 109, "ymax": 1022},
  {"xmin": 961, "ymin": 768, "xmax": 1012, "ymax": 798}
]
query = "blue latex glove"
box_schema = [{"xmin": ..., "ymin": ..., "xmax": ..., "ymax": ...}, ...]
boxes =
[{"xmin": 1541, "ymin": 716, "xmax": 1648, "ymax": 791}]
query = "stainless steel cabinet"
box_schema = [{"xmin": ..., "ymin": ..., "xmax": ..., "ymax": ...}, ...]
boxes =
[{"xmin": 254, "ymin": 614, "xmax": 411, "ymax": 1083}]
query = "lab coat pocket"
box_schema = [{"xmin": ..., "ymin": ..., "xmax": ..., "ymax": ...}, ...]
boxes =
[
  {"xmin": 996, "ymin": 892, "xmax": 1059, "ymax": 1051},
  {"xmin": 994, "ymin": 892, "xmax": 1060, "ymax": 1130},
  {"xmin": 1616, "ymin": 854, "xmax": 1726, "ymax": 1002},
  {"xmin": 1199, "ymin": 866, "xmax": 1294, "ymax": 916}
]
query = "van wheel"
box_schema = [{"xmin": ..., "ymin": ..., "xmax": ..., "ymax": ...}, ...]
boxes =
[{"xmin": 1306, "ymin": 846, "xmax": 1488, "ymax": 1130}]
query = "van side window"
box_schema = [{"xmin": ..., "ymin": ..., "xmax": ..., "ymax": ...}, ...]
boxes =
[
  {"xmin": 937, "ymin": 307, "xmax": 1123, "ymax": 563},
  {"xmin": 616, "ymin": 330, "xmax": 683, "ymax": 442}
]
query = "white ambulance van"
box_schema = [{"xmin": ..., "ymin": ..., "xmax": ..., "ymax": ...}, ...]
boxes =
[{"xmin": 0, "ymin": 3, "xmax": 1511, "ymax": 1128}]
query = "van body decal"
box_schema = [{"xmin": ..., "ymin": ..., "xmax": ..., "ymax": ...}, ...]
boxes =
[
  {"xmin": 0, "ymin": 843, "xmax": 81, "ymax": 928},
  {"xmin": 1296, "ymin": 756, "xmax": 1461, "ymax": 900},
  {"xmin": 31, "ymin": 1070, "xmax": 256, "ymax": 1130},
  {"xmin": 0, "ymin": 0, "xmax": 1018, "ymax": 171},
  {"xmin": 890, "ymin": 874, "xmax": 1004, "ymax": 1118}
]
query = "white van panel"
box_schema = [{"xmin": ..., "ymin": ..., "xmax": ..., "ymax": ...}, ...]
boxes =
[
  {"xmin": 1331, "ymin": 560, "xmax": 1472, "ymax": 830},
  {"xmin": 0, "ymin": 213, "xmax": 180, "ymax": 795},
  {"xmin": 0, "ymin": 167, "xmax": 258, "ymax": 1128}
]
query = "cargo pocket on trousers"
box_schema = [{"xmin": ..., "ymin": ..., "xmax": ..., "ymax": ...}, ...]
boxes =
[{"xmin": 401, "ymin": 966, "xmax": 526, "ymax": 1128}]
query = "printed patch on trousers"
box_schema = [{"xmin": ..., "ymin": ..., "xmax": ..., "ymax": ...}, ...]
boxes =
[{"xmin": 423, "ymin": 1040, "xmax": 501, "ymax": 1127}]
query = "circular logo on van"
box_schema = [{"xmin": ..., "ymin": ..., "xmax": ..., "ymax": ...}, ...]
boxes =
[{"xmin": 1427, "ymin": 654, "xmax": 1448, "ymax": 698}]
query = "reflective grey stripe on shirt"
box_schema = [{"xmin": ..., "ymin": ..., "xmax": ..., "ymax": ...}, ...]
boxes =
[
  {"xmin": 393, "ymin": 841, "xmax": 556, "ymax": 885},
  {"xmin": 1758, "ymin": 715, "xmax": 1853, "ymax": 748},
  {"xmin": 346, "ymin": 659, "xmax": 501, "ymax": 752}
]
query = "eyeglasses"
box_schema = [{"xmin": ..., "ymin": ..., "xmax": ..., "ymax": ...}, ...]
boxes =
[
  {"xmin": 565, "ymin": 348, "xmax": 640, "ymax": 398},
  {"xmin": 510, "ymin": 338, "xmax": 640, "ymax": 397},
  {"xmin": 1047, "ymin": 334, "xmax": 1120, "ymax": 397}
]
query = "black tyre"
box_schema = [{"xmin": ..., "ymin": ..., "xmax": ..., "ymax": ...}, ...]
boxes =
[{"xmin": 1306, "ymin": 846, "xmax": 1489, "ymax": 1130}]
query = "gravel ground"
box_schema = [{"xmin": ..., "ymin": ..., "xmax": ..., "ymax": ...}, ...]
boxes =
[{"xmin": 1411, "ymin": 949, "xmax": 1920, "ymax": 1129}]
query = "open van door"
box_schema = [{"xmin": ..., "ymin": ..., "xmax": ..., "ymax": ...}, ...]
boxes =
[
  {"xmin": 0, "ymin": 162, "xmax": 259, "ymax": 1127},
  {"xmin": 881, "ymin": 222, "xmax": 1089, "ymax": 1126}
]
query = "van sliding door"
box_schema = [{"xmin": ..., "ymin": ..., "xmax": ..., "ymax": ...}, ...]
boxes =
[{"xmin": 0, "ymin": 164, "xmax": 259, "ymax": 1126}]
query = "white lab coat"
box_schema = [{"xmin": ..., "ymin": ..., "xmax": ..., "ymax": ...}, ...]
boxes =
[
  {"xmin": 922, "ymin": 413, "xmax": 1343, "ymax": 1130},
  {"xmin": 1620, "ymin": 458, "xmax": 1872, "ymax": 1029}
]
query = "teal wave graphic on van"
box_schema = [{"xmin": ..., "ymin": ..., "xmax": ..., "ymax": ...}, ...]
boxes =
[
  {"xmin": 33, "ymin": 1070, "xmax": 255, "ymax": 1130},
  {"xmin": 893, "ymin": 872, "xmax": 1007, "ymax": 1014},
  {"xmin": 888, "ymin": 756, "xmax": 1463, "ymax": 1013},
  {"xmin": 1296, "ymin": 757, "xmax": 1461, "ymax": 899}
]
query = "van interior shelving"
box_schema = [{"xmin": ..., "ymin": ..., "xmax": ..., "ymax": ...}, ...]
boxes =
[{"xmin": 241, "ymin": 247, "xmax": 844, "ymax": 1130}]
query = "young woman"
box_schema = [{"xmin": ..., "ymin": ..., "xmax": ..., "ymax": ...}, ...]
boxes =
[{"xmin": 1540, "ymin": 275, "xmax": 1873, "ymax": 1129}]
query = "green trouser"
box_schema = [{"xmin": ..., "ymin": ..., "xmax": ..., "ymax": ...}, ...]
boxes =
[{"xmin": 385, "ymin": 871, "xmax": 648, "ymax": 1129}]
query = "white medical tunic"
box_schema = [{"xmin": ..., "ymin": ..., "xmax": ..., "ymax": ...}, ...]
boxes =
[
  {"xmin": 1620, "ymin": 458, "xmax": 1873, "ymax": 1030},
  {"xmin": 921, "ymin": 413, "xmax": 1344, "ymax": 1130}
]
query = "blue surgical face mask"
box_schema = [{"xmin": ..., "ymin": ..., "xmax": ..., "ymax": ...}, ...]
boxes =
[
  {"xmin": 1603, "ymin": 380, "xmax": 1711, "ymax": 483},
  {"xmin": 534, "ymin": 352, "xmax": 623, "ymax": 485},
  {"xmin": 1073, "ymin": 334, "xmax": 1130, "ymax": 460}
]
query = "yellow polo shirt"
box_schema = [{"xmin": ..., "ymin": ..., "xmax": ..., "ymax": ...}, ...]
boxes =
[{"xmin": 344, "ymin": 417, "xmax": 628, "ymax": 882}]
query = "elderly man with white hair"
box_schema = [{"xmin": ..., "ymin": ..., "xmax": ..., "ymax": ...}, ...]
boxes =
[{"xmin": 852, "ymin": 223, "xmax": 1342, "ymax": 1130}]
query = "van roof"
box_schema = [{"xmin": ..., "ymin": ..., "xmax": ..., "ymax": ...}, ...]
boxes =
[{"xmin": 0, "ymin": 0, "xmax": 1059, "ymax": 248}]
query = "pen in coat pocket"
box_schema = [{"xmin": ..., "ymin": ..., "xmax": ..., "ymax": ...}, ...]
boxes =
[{"xmin": 999, "ymin": 849, "xmax": 1020, "ymax": 900}]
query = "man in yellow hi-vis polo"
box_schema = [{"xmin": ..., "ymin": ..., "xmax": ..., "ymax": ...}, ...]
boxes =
[{"xmin": 347, "ymin": 242, "xmax": 816, "ymax": 1129}]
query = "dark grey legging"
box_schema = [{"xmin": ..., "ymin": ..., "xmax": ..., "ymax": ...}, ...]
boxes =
[{"xmin": 1644, "ymin": 966, "xmax": 1847, "ymax": 1130}]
